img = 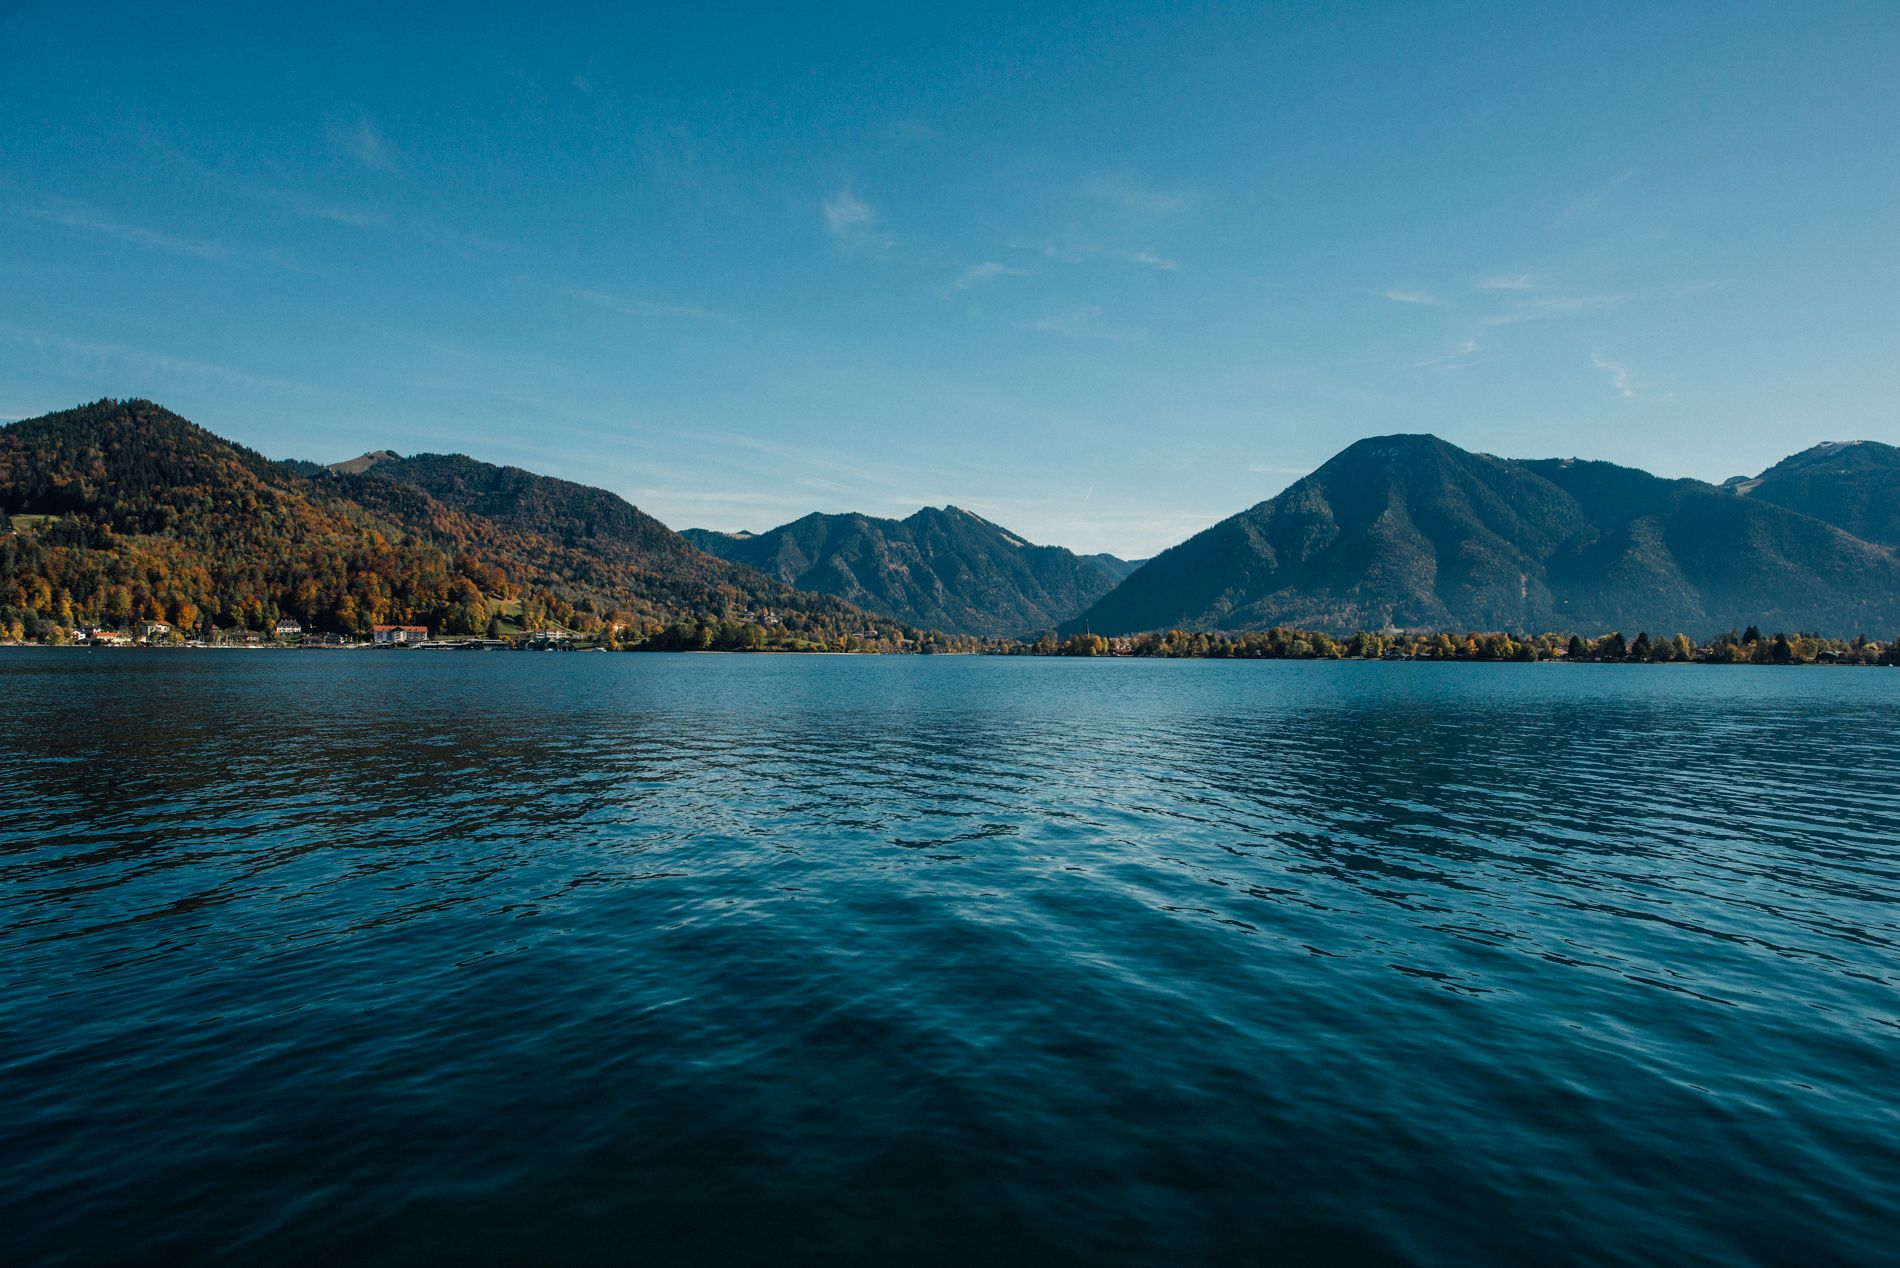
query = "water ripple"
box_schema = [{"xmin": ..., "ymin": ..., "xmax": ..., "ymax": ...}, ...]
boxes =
[{"xmin": 1, "ymin": 652, "xmax": 1897, "ymax": 1265}]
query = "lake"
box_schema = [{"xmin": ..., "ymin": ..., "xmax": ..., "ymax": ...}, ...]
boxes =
[{"xmin": 2, "ymin": 650, "xmax": 1896, "ymax": 1265}]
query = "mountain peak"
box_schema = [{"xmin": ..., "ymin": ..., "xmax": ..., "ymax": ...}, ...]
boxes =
[
  {"xmin": 328, "ymin": 449, "xmax": 400, "ymax": 476},
  {"xmin": 1765, "ymin": 439, "xmax": 1898, "ymax": 474},
  {"xmin": 1740, "ymin": 439, "xmax": 1900, "ymax": 548},
  {"xmin": 686, "ymin": 505, "xmax": 1119, "ymax": 636},
  {"xmin": 1067, "ymin": 430, "xmax": 1900, "ymax": 638}
]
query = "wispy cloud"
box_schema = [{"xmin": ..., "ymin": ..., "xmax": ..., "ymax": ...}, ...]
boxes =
[
  {"xmin": 1590, "ymin": 351, "xmax": 1635, "ymax": 398},
  {"xmin": 334, "ymin": 113, "xmax": 399, "ymax": 173},
  {"xmin": 1413, "ymin": 337, "xmax": 1484, "ymax": 369},
  {"xmin": 947, "ymin": 261, "xmax": 1031, "ymax": 291},
  {"xmin": 1556, "ymin": 169, "xmax": 1636, "ymax": 225},
  {"xmin": 1083, "ymin": 175, "xmax": 1193, "ymax": 217},
  {"xmin": 823, "ymin": 186, "xmax": 893, "ymax": 253},
  {"xmin": 1485, "ymin": 292, "xmax": 1634, "ymax": 324},
  {"xmin": 1122, "ymin": 249, "xmax": 1178, "ymax": 271},
  {"xmin": 0, "ymin": 324, "xmax": 304, "ymax": 392},
  {"xmin": 1039, "ymin": 241, "xmax": 1179, "ymax": 271},
  {"xmin": 1381, "ymin": 286, "xmax": 1444, "ymax": 306},
  {"xmin": 280, "ymin": 197, "xmax": 388, "ymax": 229},
  {"xmin": 24, "ymin": 198, "xmax": 230, "ymax": 259},
  {"xmin": 1474, "ymin": 273, "xmax": 1536, "ymax": 291},
  {"xmin": 565, "ymin": 287, "xmax": 738, "ymax": 323},
  {"xmin": 881, "ymin": 118, "xmax": 939, "ymax": 142},
  {"xmin": 1024, "ymin": 306, "xmax": 1142, "ymax": 341}
]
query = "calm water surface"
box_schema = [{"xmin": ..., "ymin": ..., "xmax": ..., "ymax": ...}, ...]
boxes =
[{"xmin": 2, "ymin": 650, "xmax": 1896, "ymax": 1265}]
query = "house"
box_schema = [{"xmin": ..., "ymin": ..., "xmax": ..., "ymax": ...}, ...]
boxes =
[
  {"xmin": 371, "ymin": 624, "xmax": 430, "ymax": 645},
  {"xmin": 525, "ymin": 628, "xmax": 573, "ymax": 649},
  {"xmin": 83, "ymin": 627, "xmax": 132, "ymax": 646},
  {"xmin": 275, "ymin": 618, "xmax": 303, "ymax": 637},
  {"xmin": 142, "ymin": 622, "xmax": 171, "ymax": 641}
]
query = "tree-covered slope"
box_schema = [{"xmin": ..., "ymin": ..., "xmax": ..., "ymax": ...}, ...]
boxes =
[
  {"xmin": 1730, "ymin": 441, "xmax": 1900, "ymax": 550},
  {"xmin": 1070, "ymin": 435, "xmax": 1900, "ymax": 638},
  {"xmin": 0, "ymin": 399, "xmax": 476, "ymax": 634},
  {"xmin": 338, "ymin": 453, "xmax": 891, "ymax": 632},
  {"xmin": 0, "ymin": 400, "xmax": 920, "ymax": 645},
  {"xmin": 1074, "ymin": 436, "xmax": 1589, "ymax": 634},
  {"xmin": 684, "ymin": 505, "xmax": 1122, "ymax": 636}
]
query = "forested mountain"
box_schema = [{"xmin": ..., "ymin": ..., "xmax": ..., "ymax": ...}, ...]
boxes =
[
  {"xmin": 0, "ymin": 400, "xmax": 470, "ymax": 636},
  {"xmin": 0, "ymin": 400, "xmax": 924, "ymax": 647},
  {"xmin": 684, "ymin": 506, "xmax": 1124, "ymax": 636},
  {"xmin": 1727, "ymin": 440, "xmax": 1900, "ymax": 550},
  {"xmin": 8, "ymin": 402, "xmax": 1895, "ymax": 647},
  {"xmin": 1067, "ymin": 434, "xmax": 1900, "ymax": 638},
  {"xmin": 335, "ymin": 452, "xmax": 890, "ymax": 633},
  {"xmin": 1080, "ymin": 552, "xmax": 1145, "ymax": 582}
]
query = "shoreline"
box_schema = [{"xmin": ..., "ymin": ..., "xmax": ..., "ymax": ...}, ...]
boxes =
[{"xmin": 2, "ymin": 642, "xmax": 1888, "ymax": 667}]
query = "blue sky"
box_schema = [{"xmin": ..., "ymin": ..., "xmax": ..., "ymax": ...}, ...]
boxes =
[{"xmin": 3, "ymin": 3, "xmax": 1895, "ymax": 556}]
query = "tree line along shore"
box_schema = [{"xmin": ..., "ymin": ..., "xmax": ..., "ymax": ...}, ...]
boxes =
[{"xmin": 7, "ymin": 613, "xmax": 1895, "ymax": 666}]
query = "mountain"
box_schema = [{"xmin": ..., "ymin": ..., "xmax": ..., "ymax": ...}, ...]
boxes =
[
  {"xmin": 1727, "ymin": 440, "xmax": 1900, "ymax": 550},
  {"xmin": 1068, "ymin": 434, "xmax": 1900, "ymax": 638},
  {"xmin": 333, "ymin": 451, "xmax": 882, "ymax": 628},
  {"xmin": 0, "ymin": 399, "xmax": 472, "ymax": 634},
  {"xmin": 683, "ymin": 506, "xmax": 1123, "ymax": 636},
  {"xmin": 11, "ymin": 402, "xmax": 1896, "ymax": 646},
  {"xmin": 328, "ymin": 449, "xmax": 400, "ymax": 476},
  {"xmin": 0, "ymin": 400, "xmax": 923, "ymax": 647},
  {"xmin": 1081, "ymin": 552, "xmax": 1144, "ymax": 582}
]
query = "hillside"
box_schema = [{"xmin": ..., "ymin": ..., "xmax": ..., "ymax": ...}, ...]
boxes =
[
  {"xmin": 684, "ymin": 506, "xmax": 1123, "ymax": 636},
  {"xmin": 0, "ymin": 401, "xmax": 923, "ymax": 647},
  {"xmin": 0, "ymin": 399, "xmax": 474, "ymax": 635},
  {"xmin": 1080, "ymin": 552, "xmax": 1145, "ymax": 582},
  {"xmin": 336, "ymin": 452, "xmax": 889, "ymax": 633},
  {"xmin": 1729, "ymin": 441, "xmax": 1900, "ymax": 550},
  {"xmin": 1068, "ymin": 434, "xmax": 1900, "ymax": 638}
]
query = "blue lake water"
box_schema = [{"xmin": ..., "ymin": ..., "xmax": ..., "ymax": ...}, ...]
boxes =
[{"xmin": 2, "ymin": 650, "xmax": 1897, "ymax": 1265}]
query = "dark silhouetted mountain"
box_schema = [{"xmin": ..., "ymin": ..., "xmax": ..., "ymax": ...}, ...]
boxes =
[
  {"xmin": 1728, "ymin": 440, "xmax": 1900, "ymax": 549},
  {"xmin": 684, "ymin": 506, "xmax": 1123, "ymax": 636},
  {"xmin": 1069, "ymin": 434, "xmax": 1900, "ymax": 638}
]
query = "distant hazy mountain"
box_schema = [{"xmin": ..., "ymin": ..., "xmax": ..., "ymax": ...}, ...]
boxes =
[
  {"xmin": 1067, "ymin": 434, "xmax": 1900, "ymax": 638},
  {"xmin": 1726, "ymin": 440, "xmax": 1900, "ymax": 550},
  {"xmin": 684, "ymin": 507, "xmax": 1127, "ymax": 636}
]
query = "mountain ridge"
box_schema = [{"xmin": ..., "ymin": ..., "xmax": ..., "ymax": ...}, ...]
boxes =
[
  {"xmin": 1066, "ymin": 433, "xmax": 1900, "ymax": 638},
  {"xmin": 684, "ymin": 505, "xmax": 1128, "ymax": 637},
  {"xmin": 6, "ymin": 401, "xmax": 1896, "ymax": 644},
  {"xmin": 0, "ymin": 400, "xmax": 933, "ymax": 648}
]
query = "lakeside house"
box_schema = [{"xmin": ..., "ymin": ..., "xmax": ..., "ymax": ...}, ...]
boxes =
[
  {"xmin": 525, "ymin": 628, "xmax": 574, "ymax": 649},
  {"xmin": 142, "ymin": 621, "xmax": 171, "ymax": 641},
  {"xmin": 275, "ymin": 618, "xmax": 303, "ymax": 637},
  {"xmin": 371, "ymin": 624, "xmax": 430, "ymax": 645},
  {"xmin": 80, "ymin": 627, "xmax": 132, "ymax": 646}
]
